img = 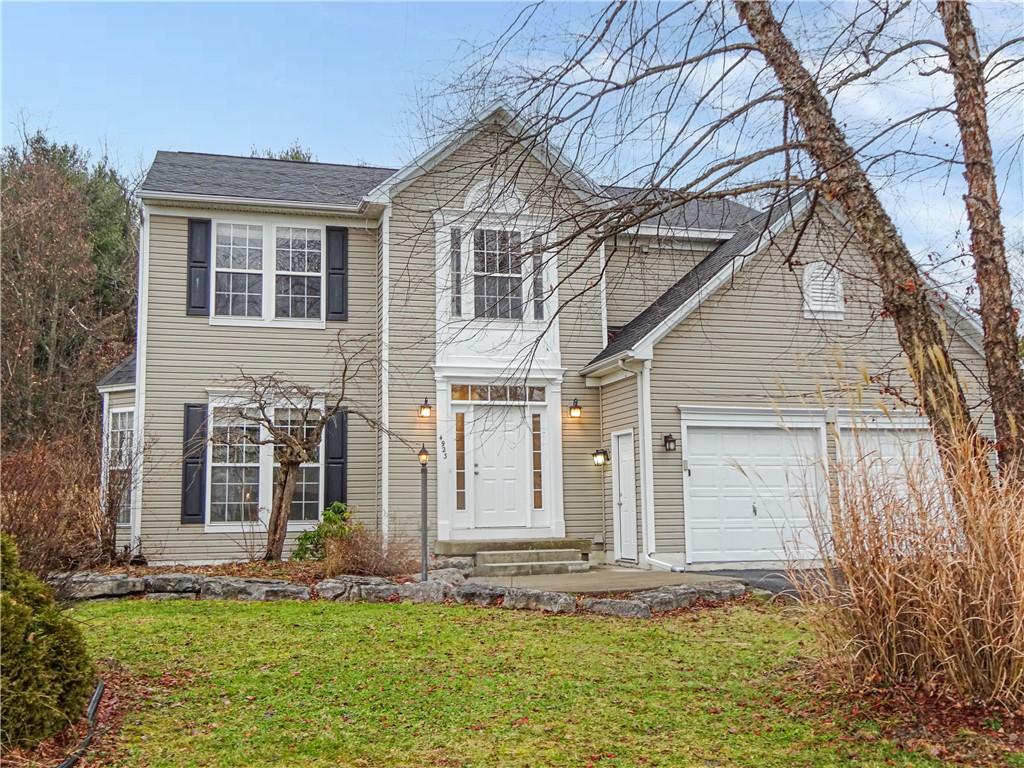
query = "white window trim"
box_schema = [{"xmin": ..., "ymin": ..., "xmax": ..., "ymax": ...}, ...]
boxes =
[
  {"xmin": 433, "ymin": 209, "xmax": 557, "ymax": 332},
  {"xmin": 102, "ymin": 405, "xmax": 135, "ymax": 528},
  {"xmin": 203, "ymin": 399, "xmax": 325, "ymax": 534},
  {"xmin": 802, "ymin": 261, "xmax": 844, "ymax": 321},
  {"xmin": 209, "ymin": 213, "xmax": 327, "ymax": 330}
]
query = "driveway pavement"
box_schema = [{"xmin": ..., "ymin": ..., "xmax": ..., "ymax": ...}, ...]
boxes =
[{"xmin": 701, "ymin": 569, "xmax": 815, "ymax": 596}]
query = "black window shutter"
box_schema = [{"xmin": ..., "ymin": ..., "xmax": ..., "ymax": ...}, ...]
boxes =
[
  {"xmin": 324, "ymin": 410, "xmax": 348, "ymax": 505},
  {"xmin": 180, "ymin": 404, "xmax": 207, "ymax": 524},
  {"xmin": 186, "ymin": 219, "xmax": 211, "ymax": 316},
  {"xmin": 326, "ymin": 226, "xmax": 349, "ymax": 321}
]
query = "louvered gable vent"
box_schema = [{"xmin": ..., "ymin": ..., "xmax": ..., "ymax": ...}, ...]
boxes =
[{"xmin": 802, "ymin": 261, "xmax": 844, "ymax": 320}]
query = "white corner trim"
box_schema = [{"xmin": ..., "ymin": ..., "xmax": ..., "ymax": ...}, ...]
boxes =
[
  {"xmin": 598, "ymin": 240, "xmax": 608, "ymax": 346},
  {"xmin": 130, "ymin": 204, "xmax": 150, "ymax": 548},
  {"xmin": 380, "ymin": 207, "xmax": 391, "ymax": 542}
]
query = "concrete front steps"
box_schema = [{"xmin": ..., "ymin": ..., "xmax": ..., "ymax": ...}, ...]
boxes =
[
  {"xmin": 435, "ymin": 538, "xmax": 593, "ymax": 577},
  {"xmin": 474, "ymin": 549, "xmax": 590, "ymax": 577}
]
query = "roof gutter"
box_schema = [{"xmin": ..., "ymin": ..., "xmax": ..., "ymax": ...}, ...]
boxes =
[{"xmin": 139, "ymin": 189, "xmax": 372, "ymax": 215}]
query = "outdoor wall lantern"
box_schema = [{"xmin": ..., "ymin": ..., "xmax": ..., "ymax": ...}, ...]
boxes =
[
  {"xmin": 418, "ymin": 398, "xmax": 433, "ymax": 419},
  {"xmin": 592, "ymin": 448, "xmax": 610, "ymax": 466},
  {"xmin": 663, "ymin": 433, "xmax": 677, "ymax": 452},
  {"xmin": 568, "ymin": 398, "xmax": 583, "ymax": 419}
]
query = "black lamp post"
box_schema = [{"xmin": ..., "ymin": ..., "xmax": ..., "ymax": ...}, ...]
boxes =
[{"xmin": 418, "ymin": 444, "xmax": 430, "ymax": 581}]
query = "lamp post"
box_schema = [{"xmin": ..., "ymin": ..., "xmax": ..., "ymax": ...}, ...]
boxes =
[{"xmin": 418, "ymin": 444, "xmax": 430, "ymax": 582}]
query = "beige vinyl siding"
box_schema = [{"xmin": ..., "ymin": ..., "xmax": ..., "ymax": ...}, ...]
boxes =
[
  {"xmin": 139, "ymin": 213, "xmax": 380, "ymax": 562},
  {"xmin": 599, "ymin": 374, "xmax": 640, "ymax": 556},
  {"xmin": 386, "ymin": 123, "xmax": 605, "ymax": 546},
  {"xmin": 647, "ymin": 211, "xmax": 991, "ymax": 555},
  {"xmin": 108, "ymin": 389, "xmax": 136, "ymax": 409},
  {"xmin": 604, "ymin": 239, "xmax": 709, "ymax": 327}
]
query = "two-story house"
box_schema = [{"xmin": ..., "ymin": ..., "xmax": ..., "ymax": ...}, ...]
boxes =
[{"xmin": 98, "ymin": 104, "xmax": 989, "ymax": 569}]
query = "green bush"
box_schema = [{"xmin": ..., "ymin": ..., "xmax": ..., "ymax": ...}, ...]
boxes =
[
  {"xmin": 291, "ymin": 502, "xmax": 353, "ymax": 561},
  {"xmin": 1, "ymin": 533, "xmax": 95, "ymax": 749}
]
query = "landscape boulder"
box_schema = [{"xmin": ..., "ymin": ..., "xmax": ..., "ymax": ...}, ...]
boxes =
[
  {"xmin": 315, "ymin": 575, "xmax": 392, "ymax": 601},
  {"xmin": 581, "ymin": 597, "xmax": 652, "ymax": 619},
  {"xmin": 397, "ymin": 580, "xmax": 448, "ymax": 604},
  {"xmin": 451, "ymin": 582, "xmax": 506, "ymax": 607},
  {"xmin": 199, "ymin": 577, "xmax": 308, "ymax": 601},
  {"xmin": 634, "ymin": 585, "xmax": 699, "ymax": 612},
  {"xmin": 426, "ymin": 568, "xmax": 465, "ymax": 585},
  {"xmin": 56, "ymin": 573, "xmax": 145, "ymax": 600},
  {"xmin": 430, "ymin": 556, "xmax": 475, "ymax": 573},
  {"xmin": 500, "ymin": 588, "xmax": 575, "ymax": 614},
  {"xmin": 143, "ymin": 573, "xmax": 201, "ymax": 593}
]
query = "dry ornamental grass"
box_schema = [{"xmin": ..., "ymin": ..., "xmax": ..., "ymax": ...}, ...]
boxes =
[{"xmin": 798, "ymin": 426, "xmax": 1024, "ymax": 709}]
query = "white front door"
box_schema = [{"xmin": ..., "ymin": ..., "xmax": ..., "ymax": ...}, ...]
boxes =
[
  {"xmin": 613, "ymin": 431, "xmax": 638, "ymax": 561},
  {"xmin": 685, "ymin": 423, "xmax": 825, "ymax": 563},
  {"xmin": 471, "ymin": 406, "xmax": 529, "ymax": 528}
]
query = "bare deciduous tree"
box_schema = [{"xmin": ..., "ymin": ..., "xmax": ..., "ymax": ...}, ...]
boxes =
[
  {"xmin": 423, "ymin": 0, "xmax": 1023, "ymax": 481},
  {"xmin": 221, "ymin": 338, "xmax": 377, "ymax": 561}
]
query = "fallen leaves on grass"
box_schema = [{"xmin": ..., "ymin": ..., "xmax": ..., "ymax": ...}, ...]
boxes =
[{"xmin": 781, "ymin": 664, "xmax": 1024, "ymax": 766}]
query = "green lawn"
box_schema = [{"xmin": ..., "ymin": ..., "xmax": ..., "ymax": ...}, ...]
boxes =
[{"xmin": 75, "ymin": 600, "xmax": 944, "ymax": 768}]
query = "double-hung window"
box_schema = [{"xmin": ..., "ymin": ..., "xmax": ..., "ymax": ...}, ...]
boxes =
[
  {"xmin": 206, "ymin": 405, "xmax": 325, "ymax": 528},
  {"xmin": 214, "ymin": 223, "xmax": 264, "ymax": 317},
  {"xmin": 273, "ymin": 408, "xmax": 322, "ymax": 522},
  {"xmin": 105, "ymin": 410, "xmax": 134, "ymax": 526},
  {"xmin": 457, "ymin": 227, "xmax": 545, "ymax": 321},
  {"xmin": 209, "ymin": 410, "xmax": 261, "ymax": 523},
  {"xmin": 473, "ymin": 229, "xmax": 524, "ymax": 319},
  {"xmin": 275, "ymin": 227, "xmax": 322, "ymax": 320}
]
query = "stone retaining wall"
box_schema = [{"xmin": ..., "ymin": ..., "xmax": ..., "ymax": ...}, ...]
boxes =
[{"xmin": 50, "ymin": 570, "xmax": 747, "ymax": 618}]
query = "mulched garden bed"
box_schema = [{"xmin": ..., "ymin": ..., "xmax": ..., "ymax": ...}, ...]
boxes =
[{"xmin": 0, "ymin": 662, "xmax": 140, "ymax": 768}]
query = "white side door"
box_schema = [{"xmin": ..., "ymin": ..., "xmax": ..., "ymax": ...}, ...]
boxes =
[
  {"xmin": 471, "ymin": 406, "xmax": 529, "ymax": 528},
  {"xmin": 612, "ymin": 431, "xmax": 638, "ymax": 561}
]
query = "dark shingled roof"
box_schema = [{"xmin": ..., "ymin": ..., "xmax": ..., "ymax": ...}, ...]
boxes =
[
  {"xmin": 140, "ymin": 152, "xmax": 398, "ymax": 207},
  {"xmin": 603, "ymin": 185, "xmax": 759, "ymax": 232},
  {"xmin": 588, "ymin": 197, "xmax": 802, "ymax": 367},
  {"xmin": 98, "ymin": 353, "xmax": 136, "ymax": 389}
]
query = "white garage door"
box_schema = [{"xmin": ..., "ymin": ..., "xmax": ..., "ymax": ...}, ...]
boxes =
[
  {"xmin": 684, "ymin": 418, "xmax": 827, "ymax": 564},
  {"xmin": 838, "ymin": 419, "xmax": 940, "ymax": 493}
]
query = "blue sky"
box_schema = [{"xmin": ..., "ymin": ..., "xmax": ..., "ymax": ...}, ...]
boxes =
[
  {"xmin": 3, "ymin": 2, "xmax": 1021, "ymax": 275},
  {"xmin": 2, "ymin": 2, "xmax": 542, "ymax": 174}
]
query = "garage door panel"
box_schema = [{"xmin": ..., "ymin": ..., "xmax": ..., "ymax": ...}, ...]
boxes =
[{"xmin": 685, "ymin": 422, "xmax": 825, "ymax": 564}]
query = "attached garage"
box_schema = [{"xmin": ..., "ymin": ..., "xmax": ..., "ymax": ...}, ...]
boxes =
[
  {"xmin": 836, "ymin": 413, "xmax": 940, "ymax": 490},
  {"xmin": 680, "ymin": 408, "xmax": 829, "ymax": 565}
]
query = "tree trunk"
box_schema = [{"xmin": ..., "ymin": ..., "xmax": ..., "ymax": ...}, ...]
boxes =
[
  {"xmin": 263, "ymin": 461, "xmax": 299, "ymax": 561},
  {"xmin": 937, "ymin": 0, "xmax": 1024, "ymax": 474},
  {"xmin": 736, "ymin": 0, "xmax": 984, "ymax": 482}
]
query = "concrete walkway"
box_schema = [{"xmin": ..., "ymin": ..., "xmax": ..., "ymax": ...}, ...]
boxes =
[{"xmin": 469, "ymin": 564, "xmax": 745, "ymax": 595}]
